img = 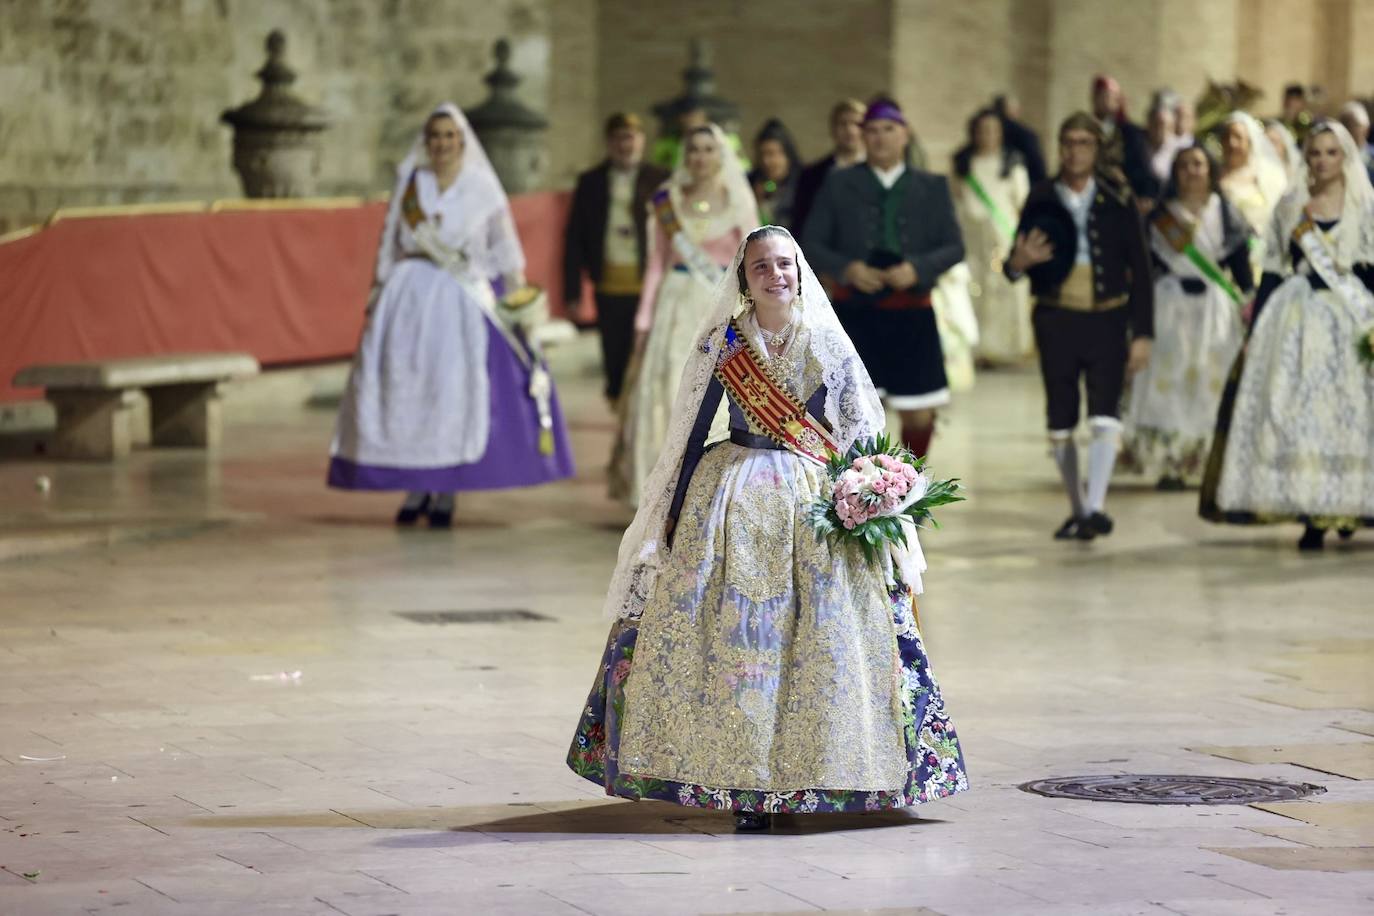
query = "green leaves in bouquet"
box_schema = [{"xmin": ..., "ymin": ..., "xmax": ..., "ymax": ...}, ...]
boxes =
[
  {"xmin": 811, "ymin": 434, "xmax": 967, "ymax": 557},
  {"xmin": 1357, "ymin": 326, "xmax": 1374, "ymax": 365}
]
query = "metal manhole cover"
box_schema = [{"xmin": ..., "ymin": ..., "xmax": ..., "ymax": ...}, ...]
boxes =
[
  {"xmin": 394, "ymin": 609, "xmax": 553, "ymax": 624},
  {"xmin": 1020, "ymin": 774, "xmax": 1326, "ymax": 805}
]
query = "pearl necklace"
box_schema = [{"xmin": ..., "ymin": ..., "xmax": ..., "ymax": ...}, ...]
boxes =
[{"xmin": 756, "ymin": 309, "xmax": 797, "ymax": 358}]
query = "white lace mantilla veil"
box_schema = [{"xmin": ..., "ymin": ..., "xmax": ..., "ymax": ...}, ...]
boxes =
[
  {"xmin": 1223, "ymin": 112, "xmax": 1293, "ymax": 210},
  {"xmin": 375, "ymin": 102, "xmax": 524, "ymax": 283},
  {"xmin": 603, "ymin": 226, "xmax": 886, "ymax": 621},
  {"xmin": 1263, "ymin": 119, "xmax": 1374, "ymax": 274},
  {"xmin": 1264, "ymin": 118, "xmax": 1303, "ymax": 185},
  {"xmin": 667, "ymin": 122, "xmax": 759, "ymax": 232}
]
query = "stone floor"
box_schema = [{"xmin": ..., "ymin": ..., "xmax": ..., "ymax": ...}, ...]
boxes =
[{"xmin": 1, "ymin": 337, "xmax": 1371, "ymax": 916}]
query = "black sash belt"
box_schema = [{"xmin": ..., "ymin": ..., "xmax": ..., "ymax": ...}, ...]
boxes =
[{"xmin": 730, "ymin": 429, "xmax": 786, "ymax": 451}]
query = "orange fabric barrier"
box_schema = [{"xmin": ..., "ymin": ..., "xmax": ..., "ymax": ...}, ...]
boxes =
[{"xmin": 0, "ymin": 192, "xmax": 574, "ymax": 403}]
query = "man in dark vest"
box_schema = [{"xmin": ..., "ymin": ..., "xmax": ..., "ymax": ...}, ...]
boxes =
[
  {"xmin": 1005, "ymin": 112, "xmax": 1154, "ymax": 541},
  {"xmin": 803, "ymin": 97, "xmax": 964, "ymax": 459},
  {"xmin": 563, "ymin": 113, "xmax": 670, "ymax": 401}
]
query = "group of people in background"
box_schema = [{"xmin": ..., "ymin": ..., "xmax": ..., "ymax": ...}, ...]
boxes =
[
  {"xmin": 320, "ymin": 71, "xmax": 1374, "ymax": 555},
  {"xmin": 306, "ymin": 78, "xmax": 1374, "ymax": 835}
]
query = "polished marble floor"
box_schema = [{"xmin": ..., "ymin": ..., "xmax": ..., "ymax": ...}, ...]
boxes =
[{"xmin": 1, "ymin": 338, "xmax": 1371, "ymax": 915}]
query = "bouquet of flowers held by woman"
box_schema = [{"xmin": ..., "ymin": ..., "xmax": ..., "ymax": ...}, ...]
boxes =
[
  {"xmin": 808, "ymin": 434, "xmax": 965, "ymax": 593},
  {"xmin": 1358, "ymin": 325, "xmax": 1374, "ymax": 369}
]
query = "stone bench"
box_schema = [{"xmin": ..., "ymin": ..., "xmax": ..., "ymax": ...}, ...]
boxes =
[{"xmin": 13, "ymin": 353, "xmax": 260, "ymax": 460}]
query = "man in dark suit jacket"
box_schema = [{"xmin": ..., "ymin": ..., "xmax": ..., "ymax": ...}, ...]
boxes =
[
  {"xmin": 1004, "ymin": 111, "xmax": 1154, "ymax": 542},
  {"xmin": 802, "ymin": 97, "xmax": 965, "ymax": 460},
  {"xmin": 792, "ymin": 98, "xmax": 867, "ymax": 237},
  {"xmin": 563, "ymin": 113, "xmax": 670, "ymax": 400}
]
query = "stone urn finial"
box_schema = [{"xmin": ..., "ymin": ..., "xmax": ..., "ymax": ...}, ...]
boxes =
[
  {"xmin": 221, "ymin": 30, "xmax": 329, "ymax": 198},
  {"xmin": 651, "ymin": 38, "xmax": 740, "ymax": 137},
  {"xmin": 466, "ymin": 38, "xmax": 549, "ymax": 194}
]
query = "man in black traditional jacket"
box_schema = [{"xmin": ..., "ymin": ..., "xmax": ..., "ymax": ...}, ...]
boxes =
[
  {"xmin": 803, "ymin": 97, "xmax": 965, "ymax": 459},
  {"xmin": 1006, "ymin": 112, "xmax": 1154, "ymax": 541},
  {"xmin": 563, "ymin": 113, "xmax": 669, "ymax": 401}
]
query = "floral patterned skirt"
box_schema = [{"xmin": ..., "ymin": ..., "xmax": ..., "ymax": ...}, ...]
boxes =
[
  {"xmin": 567, "ymin": 585, "xmax": 968, "ymax": 814},
  {"xmin": 1121, "ymin": 278, "xmax": 1244, "ymax": 484}
]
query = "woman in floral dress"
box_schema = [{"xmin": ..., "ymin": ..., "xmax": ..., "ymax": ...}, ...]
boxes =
[{"xmin": 568, "ymin": 226, "xmax": 967, "ymax": 831}]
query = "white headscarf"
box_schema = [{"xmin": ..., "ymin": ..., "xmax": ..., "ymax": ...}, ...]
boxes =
[
  {"xmin": 603, "ymin": 225, "xmax": 886, "ymax": 621},
  {"xmin": 376, "ymin": 102, "xmax": 523, "ymax": 284},
  {"xmin": 1265, "ymin": 118, "xmax": 1374, "ymax": 273},
  {"xmin": 669, "ymin": 123, "xmax": 759, "ymax": 232},
  {"xmin": 1263, "ymin": 118, "xmax": 1303, "ymax": 186},
  {"xmin": 1223, "ymin": 112, "xmax": 1290, "ymax": 199}
]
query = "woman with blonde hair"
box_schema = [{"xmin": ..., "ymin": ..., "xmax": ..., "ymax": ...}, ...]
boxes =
[{"xmin": 1202, "ymin": 120, "xmax": 1374, "ymax": 549}]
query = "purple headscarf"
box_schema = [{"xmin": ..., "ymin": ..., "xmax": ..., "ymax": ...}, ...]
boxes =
[{"xmin": 864, "ymin": 98, "xmax": 907, "ymax": 127}]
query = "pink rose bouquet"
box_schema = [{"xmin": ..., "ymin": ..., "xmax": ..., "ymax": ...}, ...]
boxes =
[{"xmin": 809, "ymin": 434, "xmax": 964, "ymax": 565}]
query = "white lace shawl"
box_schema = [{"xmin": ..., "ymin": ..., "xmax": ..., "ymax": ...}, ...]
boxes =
[
  {"xmin": 1264, "ymin": 119, "xmax": 1374, "ymax": 275},
  {"xmin": 603, "ymin": 226, "xmax": 887, "ymax": 620}
]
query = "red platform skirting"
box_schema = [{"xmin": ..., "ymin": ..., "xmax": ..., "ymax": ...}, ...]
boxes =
[{"xmin": 0, "ymin": 192, "xmax": 574, "ymax": 403}]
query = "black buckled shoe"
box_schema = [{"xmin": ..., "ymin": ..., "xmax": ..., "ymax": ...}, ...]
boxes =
[
  {"xmin": 733, "ymin": 811, "xmax": 771, "ymax": 832},
  {"xmin": 395, "ymin": 494, "xmax": 431, "ymax": 525},
  {"xmin": 1054, "ymin": 516, "xmax": 1096, "ymax": 541},
  {"xmin": 1298, "ymin": 524, "xmax": 1326, "ymax": 551},
  {"xmin": 1086, "ymin": 511, "xmax": 1114, "ymax": 536}
]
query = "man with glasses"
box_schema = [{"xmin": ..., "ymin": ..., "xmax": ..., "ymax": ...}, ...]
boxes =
[{"xmin": 1005, "ymin": 113, "xmax": 1154, "ymax": 542}]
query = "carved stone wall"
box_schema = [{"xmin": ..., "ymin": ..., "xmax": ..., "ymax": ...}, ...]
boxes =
[
  {"xmin": 0, "ymin": 0, "xmax": 576, "ymax": 232},
  {"xmin": 2, "ymin": 0, "xmax": 1370, "ymax": 234}
]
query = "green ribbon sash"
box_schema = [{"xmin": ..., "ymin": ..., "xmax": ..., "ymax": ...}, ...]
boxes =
[
  {"xmin": 1154, "ymin": 208, "xmax": 1244, "ymax": 306},
  {"xmin": 1182, "ymin": 243, "xmax": 1243, "ymax": 305},
  {"xmin": 963, "ymin": 174, "xmax": 1016, "ymax": 242}
]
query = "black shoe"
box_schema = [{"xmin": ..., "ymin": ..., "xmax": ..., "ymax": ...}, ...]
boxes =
[
  {"xmin": 395, "ymin": 494, "xmax": 431, "ymax": 525},
  {"xmin": 1338, "ymin": 527, "xmax": 1356, "ymax": 541},
  {"xmin": 1298, "ymin": 524, "xmax": 1326, "ymax": 551},
  {"xmin": 1156, "ymin": 475, "xmax": 1186, "ymax": 492},
  {"xmin": 427, "ymin": 505, "xmax": 453, "ymax": 529},
  {"xmin": 734, "ymin": 812, "xmax": 771, "ymax": 832},
  {"xmin": 1054, "ymin": 516, "xmax": 1096, "ymax": 541},
  {"xmin": 1086, "ymin": 511, "xmax": 1114, "ymax": 536}
]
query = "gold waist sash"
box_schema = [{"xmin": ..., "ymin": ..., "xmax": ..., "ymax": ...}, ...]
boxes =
[{"xmin": 1042, "ymin": 264, "xmax": 1127, "ymax": 312}]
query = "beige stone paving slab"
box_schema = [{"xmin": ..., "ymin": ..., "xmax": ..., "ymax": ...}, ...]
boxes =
[
  {"xmin": 728, "ymin": 909, "xmax": 945, "ymax": 916},
  {"xmin": 709, "ymin": 874, "xmax": 1045, "ymax": 913},
  {"xmin": 1190, "ymin": 743, "xmax": 1374, "ymax": 779},
  {"xmin": 1247, "ymin": 824, "xmax": 1374, "ymax": 847},
  {"xmin": 0, "ymin": 878, "xmax": 180, "ymax": 915},
  {"xmin": 990, "ymin": 902, "xmax": 1371, "ymax": 916},
  {"xmin": 7, "ymin": 352, "xmax": 1374, "ymax": 910},
  {"xmin": 1250, "ymin": 801, "xmax": 1374, "ymax": 828},
  {"xmin": 1205, "ymin": 845, "xmax": 1374, "ymax": 872},
  {"xmin": 320, "ymin": 886, "xmax": 593, "ymax": 916},
  {"xmin": 1245, "ymin": 689, "xmax": 1374, "ymax": 714},
  {"xmin": 1335, "ymin": 721, "xmax": 1374, "ymax": 740}
]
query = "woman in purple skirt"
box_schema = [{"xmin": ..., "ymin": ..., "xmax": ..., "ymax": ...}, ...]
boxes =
[{"xmin": 328, "ymin": 103, "xmax": 575, "ymax": 525}]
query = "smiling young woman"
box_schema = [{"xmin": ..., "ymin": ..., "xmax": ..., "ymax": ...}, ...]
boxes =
[
  {"xmin": 614, "ymin": 124, "xmax": 758, "ymax": 506},
  {"xmin": 1201, "ymin": 119, "xmax": 1374, "ymax": 549},
  {"xmin": 326, "ymin": 103, "xmax": 575, "ymax": 524},
  {"xmin": 568, "ymin": 226, "xmax": 968, "ymax": 833}
]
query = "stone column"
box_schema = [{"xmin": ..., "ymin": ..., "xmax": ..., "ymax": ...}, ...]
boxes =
[
  {"xmin": 221, "ymin": 30, "xmax": 330, "ymax": 198},
  {"xmin": 466, "ymin": 39, "xmax": 550, "ymax": 194}
]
